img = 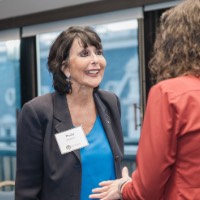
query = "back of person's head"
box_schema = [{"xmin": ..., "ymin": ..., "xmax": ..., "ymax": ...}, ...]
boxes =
[
  {"xmin": 47, "ymin": 26, "xmax": 102, "ymax": 94},
  {"xmin": 149, "ymin": 0, "xmax": 200, "ymax": 83}
]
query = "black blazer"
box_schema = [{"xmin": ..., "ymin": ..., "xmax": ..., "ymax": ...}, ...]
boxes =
[{"xmin": 15, "ymin": 89, "xmax": 124, "ymax": 200}]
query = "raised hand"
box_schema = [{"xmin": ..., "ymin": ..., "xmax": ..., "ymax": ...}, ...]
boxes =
[{"xmin": 89, "ymin": 166, "xmax": 131, "ymax": 200}]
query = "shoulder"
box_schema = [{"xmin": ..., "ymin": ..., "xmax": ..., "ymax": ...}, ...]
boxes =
[
  {"xmin": 150, "ymin": 76, "xmax": 200, "ymax": 99},
  {"xmin": 29, "ymin": 92, "xmax": 53, "ymax": 104},
  {"xmin": 94, "ymin": 89, "xmax": 121, "ymax": 114},
  {"xmin": 21, "ymin": 93, "xmax": 54, "ymax": 117},
  {"xmin": 96, "ymin": 89, "xmax": 119, "ymax": 102}
]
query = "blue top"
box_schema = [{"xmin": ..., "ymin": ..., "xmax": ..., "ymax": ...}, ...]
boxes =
[{"xmin": 80, "ymin": 116, "xmax": 116, "ymax": 200}]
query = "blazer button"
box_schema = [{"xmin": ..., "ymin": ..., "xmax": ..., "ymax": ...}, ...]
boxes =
[{"xmin": 115, "ymin": 155, "xmax": 119, "ymax": 161}]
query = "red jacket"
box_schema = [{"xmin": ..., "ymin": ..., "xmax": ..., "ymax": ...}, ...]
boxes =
[{"xmin": 122, "ymin": 75, "xmax": 200, "ymax": 200}]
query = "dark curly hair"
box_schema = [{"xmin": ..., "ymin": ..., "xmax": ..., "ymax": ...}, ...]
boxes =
[
  {"xmin": 47, "ymin": 26, "xmax": 102, "ymax": 94},
  {"xmin": 149, "ymin": 0, "xmax": 200, "ymax": 83}
]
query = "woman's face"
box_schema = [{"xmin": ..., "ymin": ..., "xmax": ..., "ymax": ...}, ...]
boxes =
[{"xmin": 63, "ymin": 38, "xmax": 106, "ymax": 91}]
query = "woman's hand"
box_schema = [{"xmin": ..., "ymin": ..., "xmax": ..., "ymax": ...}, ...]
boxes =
[{"xmin": 89, "ymin": 166, "xmax": 131, "ymax": 200}]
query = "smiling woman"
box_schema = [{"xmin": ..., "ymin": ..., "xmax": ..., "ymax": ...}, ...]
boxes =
[
  {"xmin": 15, "ymin": 26, "xmax": 124, "ymax": 200},
  {"xmin": 61, "ymin": 38, "xmax": 106, "ymax": 93}
]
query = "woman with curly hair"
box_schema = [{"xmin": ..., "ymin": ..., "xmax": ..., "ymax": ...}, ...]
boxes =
[{"xmin": 90, "ymin": 0, "xmax": 200, "ymax": 199}]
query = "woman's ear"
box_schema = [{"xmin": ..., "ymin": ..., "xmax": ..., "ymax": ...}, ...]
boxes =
[
  {"xmin": 61, "ymin": 63, "xmax": 70, "ymax": 77},
  {"xmin": 61, "ymin": 60, "xmax": 67, "ymax": 72},
  {"xmin": 61, "ymin": 63, "xmax": 65, "ymax": 73}
]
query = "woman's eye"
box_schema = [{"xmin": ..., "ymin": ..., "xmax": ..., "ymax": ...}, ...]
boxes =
[
  {"xmin": 96, "ymin": 50, "xmax": 103, "ymax": 55},
  {"xmin": 80, "ymin": 50, "xmax": 89, "ymax": 57}
]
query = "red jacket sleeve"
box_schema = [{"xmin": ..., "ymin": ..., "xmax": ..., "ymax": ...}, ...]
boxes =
[{"xmin": 122, "ymin": 84, "xmax": 178, "ymax": 200}]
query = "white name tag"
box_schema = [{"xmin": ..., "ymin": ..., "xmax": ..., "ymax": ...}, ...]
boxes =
[{"xmin": 55, "ymin": 126, "xmax": 89, "ymax": 154}]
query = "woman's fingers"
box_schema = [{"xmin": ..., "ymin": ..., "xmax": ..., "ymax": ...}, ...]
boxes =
[
  {"xmin": 99, "ymin": 180, "xmax": 114, "ymax": 186},
  {"xmin": 89, "ymin": 191, "xmax": 107, "ymax": 199},
  {"xmin": 92, "ymin": 186, "xmax": 109, "ymax": 193},
  {"xmin": 90, "ymin": 179, "xmax": 121, "ymax": 200}
]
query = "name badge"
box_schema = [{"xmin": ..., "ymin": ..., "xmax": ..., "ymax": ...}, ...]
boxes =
[{"xmin": 55, "ymin": 126, "xmax": 89, "ymax": 154}]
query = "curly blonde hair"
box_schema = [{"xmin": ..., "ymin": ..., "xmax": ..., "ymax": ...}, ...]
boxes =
[{"xmin": 149, "ymin": 0, "xmax": 200, "ymax": 83}]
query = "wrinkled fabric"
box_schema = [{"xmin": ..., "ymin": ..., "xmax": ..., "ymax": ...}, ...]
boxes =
[{"xmin": 122, "ymin": 76, "xmax": 200, "ymax": 200}]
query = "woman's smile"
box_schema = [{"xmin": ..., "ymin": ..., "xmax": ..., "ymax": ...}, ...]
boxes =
[{"xmin": 85, "ymin": 69, "xmax": 100, "ymax": 76}]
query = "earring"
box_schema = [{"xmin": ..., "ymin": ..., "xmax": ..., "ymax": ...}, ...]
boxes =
[{"xmin": 66, "ymin": 76, "xmax": 72, "ymax": 94}]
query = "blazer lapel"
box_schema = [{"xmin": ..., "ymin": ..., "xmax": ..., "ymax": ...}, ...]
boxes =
[
  {"xmin": 94, "ymin": 92, "xmax": 119, "ymax": 157},
  {"xmin": 52, "ymin": 92, "xmax": 81, "ymax": 161}
]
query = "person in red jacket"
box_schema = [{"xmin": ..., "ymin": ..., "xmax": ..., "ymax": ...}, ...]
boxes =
[{"xmin": 90, "ymin": 0, "xmax": 200, "ymax": 199}]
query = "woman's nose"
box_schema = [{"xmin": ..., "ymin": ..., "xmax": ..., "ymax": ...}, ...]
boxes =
[{"xmin": 91, "ymin": 53, "xmax": 98, "ymax": 64}]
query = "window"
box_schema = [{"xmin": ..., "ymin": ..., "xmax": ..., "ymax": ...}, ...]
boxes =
[
  {"xmin": 0, "ymin": 39, "xmax": 20, "ymax": 181},
  {"xmin": 37, "ymin": 19, "xmax": 141, "ymax": 143},
  {"xmin": 0, "ymin": 40, "xmax": 20, "ymax": 145},
  {"xmin": 95, "ymin": 20, "xmax": 141, "ymax": 141}
]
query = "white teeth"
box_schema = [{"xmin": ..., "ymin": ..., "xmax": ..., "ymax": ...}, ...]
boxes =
[{"xmin": 87, "ymin": 70, "xmax": 99, "ymax": 74}]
